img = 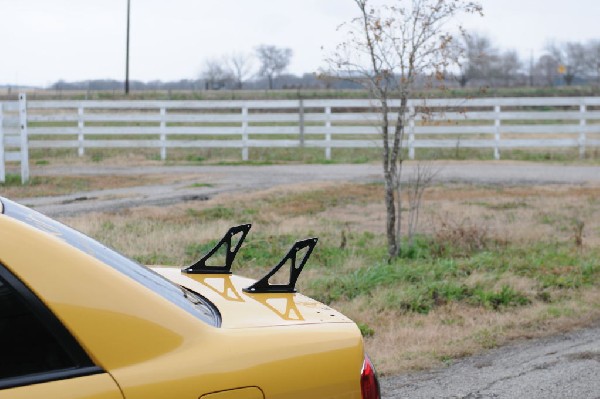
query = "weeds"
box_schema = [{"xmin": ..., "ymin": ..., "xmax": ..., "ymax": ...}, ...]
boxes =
[
  {"xmin": 471, "ymin": 285, "xmax": 530, "ymax": 310},
  {"xmin": 572, "ymin": 218, "xmax": 585, "ymax": 248},
  {"xmin": 430, "ymin": 218, "xmax": 499, "ymax": 258},
  {"xmin": 358, "ymin": 323, "xmax": 375, "ymax": 337}
]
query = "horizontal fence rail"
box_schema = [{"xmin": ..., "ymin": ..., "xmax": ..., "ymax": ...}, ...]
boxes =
[{"xmin": 2, "ymin": 95, "xmax": 600, "ymax": 182}]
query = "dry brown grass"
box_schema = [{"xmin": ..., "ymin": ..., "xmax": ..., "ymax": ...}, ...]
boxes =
[
  {"xmin": 345, "ymin": 289, "xmax": 600, "ymax": 374},
  {"xmin": 323, "ymin": 183, "xmax": 600, "ymax": 248}
]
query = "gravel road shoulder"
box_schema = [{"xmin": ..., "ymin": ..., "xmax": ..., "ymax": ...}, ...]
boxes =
[{"xmin": 381, "ymin": 321, "xmax": 600, "ymax": 398}]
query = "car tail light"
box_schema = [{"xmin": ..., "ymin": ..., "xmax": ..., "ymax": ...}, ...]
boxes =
[{"xmin": 361, "ymin": 355, "xmax": 380, "ymax": 399}]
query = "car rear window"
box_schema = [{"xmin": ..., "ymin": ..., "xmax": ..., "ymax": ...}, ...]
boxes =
[{"xmin": 1, "ymin": 197, "xmax": 220, "ymax": 327}]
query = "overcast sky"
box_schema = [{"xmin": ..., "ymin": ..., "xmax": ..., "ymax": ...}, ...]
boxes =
[{"xmin": 1, "ymin": 0, "xmax": 599, "ymax": 87}]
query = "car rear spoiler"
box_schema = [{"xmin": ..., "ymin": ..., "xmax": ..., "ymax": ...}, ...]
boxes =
[{"xmin": 182, "ymin": 224, "xmax": 317, "ymax": 294}]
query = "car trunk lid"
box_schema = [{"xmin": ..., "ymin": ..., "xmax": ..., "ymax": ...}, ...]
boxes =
[{"xmin": 152, "ymin": 267, "xmax": 353, "ymax": 329}]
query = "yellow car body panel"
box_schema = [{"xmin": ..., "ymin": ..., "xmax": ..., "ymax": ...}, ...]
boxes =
[{"xmin": 0, "ymin": 202, "xmax": 365, "ymax": 399}]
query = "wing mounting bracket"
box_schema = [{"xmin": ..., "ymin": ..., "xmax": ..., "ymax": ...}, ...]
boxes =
[
  {"xmin": 182, "ymin": 224, "xmax": 251, "ymax": 274},
  {"xmin": 243, "ymin": 237, "xmax": 318, "ymax": 294}
]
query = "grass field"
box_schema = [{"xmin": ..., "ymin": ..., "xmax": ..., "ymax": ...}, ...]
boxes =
[
  {"xmin": 20, "ymin": 143, "xmax": 600, "ymax": 172},
  {"xmin": 10, "ymin": 177, "xmax": 593, "ymax": 375}
]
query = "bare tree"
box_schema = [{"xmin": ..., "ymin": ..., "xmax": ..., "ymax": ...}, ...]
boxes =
[
  {"xmin": 456, "ymin": 32, "xmax": 498, "ymax": 87},
  {"xmin": 326, "ymin": 0, "xmax": 482, "ymax": 258},
  {"xmin": 534, "ymin": 54, "xmax": 559, "ymax": 87},
  {"xmin": 584, "ymin": 40, "xmax": 600, "ymax": 85},
  {"xmin": 226, "ymin": 52, "xmax": 254, "ymax": 90},
  {"xmin": 255, "ymin": 45, "xmax": 293, "ymax": 89},
  {"xmin": 545, "ymin": 41, "xmax": 586, "ymax": 86},
  {"xmin": 201, "ymin": 58, "xmax": 231, "ymax": 90},
  {"xmin": 407, "ymin": 163, "xmax": 438, "ymax": 248},
  {"xmin": 496, "ymin": 50, "xmax": 522, "ymax": 87}
]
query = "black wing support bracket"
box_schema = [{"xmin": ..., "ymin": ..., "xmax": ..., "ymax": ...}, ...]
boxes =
[
  {"xmin": 243, "ymin": 237, "xmax": 318, "ymax": 294},
  {"xmin": 182, "ymin": 224, "xmax": 251, "ymax": 274}
]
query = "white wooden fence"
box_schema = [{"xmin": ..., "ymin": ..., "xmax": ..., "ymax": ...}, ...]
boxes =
[
  {"xmin": 2, "ymin": 95, "xmax": 600, "ymax": 183},
  {"xmin": 0, "ymin": 94, "xmax": 29, "ymax": 183}
]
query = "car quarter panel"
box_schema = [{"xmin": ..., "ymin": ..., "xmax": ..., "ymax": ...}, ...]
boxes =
[
  {"xmin": 0, "ymin": 215, "xmax": 207, "ymax": 370},
  {"xmin": 109, "ymin": 322, "xmax": 363, "ymax": 399}
]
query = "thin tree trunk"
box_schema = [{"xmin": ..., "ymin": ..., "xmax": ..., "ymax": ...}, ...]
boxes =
[
  {"xmin": 384, "ymin": 171, "xmax": 397, "ymax": 258},
  {"xmin": 380, "ymin": 99, "xmax": 397, "ymax": 258},
  {"xmin": 391, "ymin": 96, "xmax": 408, "ymax": 257},
  {"xmin": 395, "ymin": 158, "xmax": 403, "ymax": 255}
]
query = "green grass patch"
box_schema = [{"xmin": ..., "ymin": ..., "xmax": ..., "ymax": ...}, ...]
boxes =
[
  {"xmin": 0, "ymin": 174, "xmax": 27, "ymax": 186},
  {"xmin": 186, "ymin": 206, "xmax": 237, "ymax": 221},
  {"xmin": 1, "ymin": 174, "xmax": 86, "ymax": 190},
  {"xmin": 471, "ymin": 285, "xmax": 530, "ymax": 309},
  {"xmin": 358, "ymin": 323, "xmax": 375, "ymax": 337},
  {"xmin": 306, "ymin": 236, "xmax": 600, "ymax": 315},
  {"xmin": 464, "ymin": 244, "xmax": 600, "ymax": 289},
  {"xmin": 188, "ymin": 182, "xmax": 213, "ymax": 188},
  {"xmin": 186, "ymin": 155, "xmax": 206, "ymax": 163}
]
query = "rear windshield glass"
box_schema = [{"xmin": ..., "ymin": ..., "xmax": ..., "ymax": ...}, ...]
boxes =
[{"xmin": 1, "ymin": 198, "xmax": 220, "ymax": 327}]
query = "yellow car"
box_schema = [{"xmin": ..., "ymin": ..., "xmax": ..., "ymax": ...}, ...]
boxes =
[{"xmin": 0, "ymin": 197, "xmax": 380, "ymax": 399}]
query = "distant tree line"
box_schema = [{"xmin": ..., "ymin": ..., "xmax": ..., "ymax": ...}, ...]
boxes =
[
  {"xmin": 48, "ymin": 36, "xmax": 600, "ymax": 92},
  {"xmin": 49, "ymin": 73, "xmax": 361, "ymax": 93},
  {"xmin": 455, "ymin": 33, "xmax": 600, "ymax": 88}
]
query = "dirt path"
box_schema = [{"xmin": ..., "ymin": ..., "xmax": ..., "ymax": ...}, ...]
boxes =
[
  {"xmin": 21, "ymin": 161, "xmax": 600, "ymax": 216},
  {"xmin": 381, "ymin": 321, "xmax": 600, "ymax": 398}
]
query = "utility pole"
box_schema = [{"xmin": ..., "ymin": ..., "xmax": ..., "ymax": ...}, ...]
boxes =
[
  {"xmin": 529, "ymin": 49, "xmax": 534, "ymax": 87},
  {"xmin": 125, "ymin": 0, "xmax": 131, "ymax": 95}
]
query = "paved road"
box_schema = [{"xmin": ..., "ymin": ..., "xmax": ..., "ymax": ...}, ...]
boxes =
[
  {"xmin": 381, "ymin": 322, "xmax": 600, "ymax": 399},
  {"xmin": 21, "ymin": 161, "xmax": 600, "ymax": 217}
]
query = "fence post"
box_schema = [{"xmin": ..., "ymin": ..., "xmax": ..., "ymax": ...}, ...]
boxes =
[
  {"xmin": 19, "ymin": 93, "xmax": 29, "ymax": 184},
  {"xmin": 325, "ymin": 106, "xmax": 332, "ymax": 160},
  {"xmin": 299, "ymin": 99, "xmax": 305, "ymax": 148},
  {"xmin": 78, "ymin": 104, "xmax": 85, "ymax": 156},
  {"xmin": 579, "ymin": 103, "xmax": 586, "ymax": 159},
  {"xmin": 408, "ymin": 106, "xmax": 415, "ymax": 160},
  {"xmin": 241, "ymin": 106, "xmax": 248, "ymax": 161},
  {"xmin": 0, "ymin": 103, "xmax": 4, "ymax": 183},
  {"xmin": 160, "ymin": 107, "xmax": 167, "ymax": 160},
  {"xmin": 494, "ymin": 105, "xmax": 501, "ymax": 160}
]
